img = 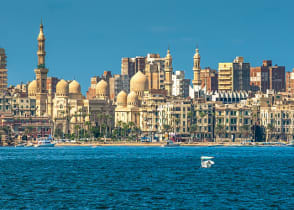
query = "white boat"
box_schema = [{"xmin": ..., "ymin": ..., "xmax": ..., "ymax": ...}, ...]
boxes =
[
  {"xmin": 201, "ymin": 156, "xmax": 215, "ymax": 168},
  {"xmin": 161, "ymin": 140, "xmax": 180, "ymax": 147},
  {"xmin": 201, "ymin": 156, "xmax": 214, "ymax": 160},
  {"xmin": 34, "ymin": 138, "xmax": 55, "ymax": 147}
]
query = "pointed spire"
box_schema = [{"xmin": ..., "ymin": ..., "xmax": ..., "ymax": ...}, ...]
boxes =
[
  {"xmin": 166, "ymin": 46, "xmax": 172, "ymax": 59},
  {"xmin": 38, "ymin": 19, "xmax": 45, "ymax": 40},
  {"xmin": 194, "ymin": 47, "xmax": 200, "ymax": 59}
]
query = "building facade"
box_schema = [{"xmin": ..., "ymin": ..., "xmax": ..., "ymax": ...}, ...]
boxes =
[
  {"xmin": 218, "ymin": 57, "xmax": 250, "ymax": 92},
  {"xmin": 200, "ymin": 67, "xmax": 218, "ymax": 92},
  {"xmin": 0, "ymin": 48, "xmax": 8, "ymax": 92},
  {"xmin": 172, "ymin": 71, "xmax": 190, "ymax": 98},
  {"xmin": 250, "ymin": 60, "xmax": 285, "ymax": 93}
]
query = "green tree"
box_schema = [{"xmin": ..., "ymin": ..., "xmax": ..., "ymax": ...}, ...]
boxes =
[
  {"xmin": 240, "ymin": 124, "xmax": 250, "ymax": 141},
  {"xmin": 215, "ymin": 124, "xmax": 225, "ymax": 143},
  {"xmin": 190, "ymin": 123, "xmax": 198, "ymax": 142},
  {"xmin": 267, "ymin": 123, "xmax": 275, "ymax": 142}
]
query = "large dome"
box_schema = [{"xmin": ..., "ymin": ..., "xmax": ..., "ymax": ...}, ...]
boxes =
[
  {"xmin": 116, "ymin": 90, "xmax": 127, "ymax": 107},
  {"xmin": 56, "ymin": 79, "xmax": 69, "ymax": 96},
  {"xmin": 96, "ymin": 80, "xmax": 108, "ymax": 97},
  {"xmin": 28, "ymin": 80, "xmax": 37, "ymax": 96},
  {"xmin": 130, "ymin": 71, "xmax": 148, "ymax": 96},
  {"xmin": 127, "ymin": 91, "xmax": 138, "ymax": 107},
  {"xmin": 69, "ymin": 80, "xmax": 81, "ymax": 94}
]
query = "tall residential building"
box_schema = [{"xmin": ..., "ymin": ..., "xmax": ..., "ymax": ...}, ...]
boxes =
[
  {"xmin": 218, "ymin": 56, "xmax": 250, "ymax": 92},
  {"xmin": 200, "ymin": 67, "xmax": 218, "ymax": 92},
  {"xmin": 0, "ymin": 49, "xmax": 8, "ymax": 92},
  {"xmin": 34, "ymin": 22, "xmax": 49, "ymax": 116},
  {"xmin": 86, "ymin": 71, "xmax": 112, "ymax": 100},
  {"xmin": 109, "ymin": 74, "xmax": 130, "ymax": 100},
  {"xmin": 172, "ymin": 71, "xmax": 190, "ymax": 98},
  {"xmin": 121, "ymin": 57, "xmax": 145, "ymax": 78},
  {"xmin": 286, "ymin": 69, "xmax": 294, "ymax": 95},
  {"xmin": 250, "ymin": 60, "xmax": 285, "ymax": 93},
  {"xmin": 47, "ymin": 77, "xmax": 59, "ymax": 117},
  {"xmin": 146, "ymin": 53, "xmax": 165, "ymax": 90}
]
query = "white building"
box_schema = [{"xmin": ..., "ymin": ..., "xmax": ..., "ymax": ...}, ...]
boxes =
[{"xmin": 172, "ymin": 71, "xmax": 190, "ymax": 98}]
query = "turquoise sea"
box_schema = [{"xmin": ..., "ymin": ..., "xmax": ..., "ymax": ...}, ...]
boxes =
[{"xmin": 0, "ymin": 146, "xmax": 293, "ymax": 209}]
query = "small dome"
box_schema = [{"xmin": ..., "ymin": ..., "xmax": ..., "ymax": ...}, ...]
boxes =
[
  {"xmin": 69, "ymin": 80, "xmax": 81, "ymax": 94},
  {"xmin": 56, "ymin": 79, "xmax": 69, "ymax": 96},
  {"xmin": 70, "ymin": 116, "xmax": 76, "ymax": 123},
  {"xmin": 127, "ymin": 91, "xmax": 138, "ymax": 107},
  {"xmin": 85, "ymin": 115, "xmax": 90, "ymax": 122},
  {"xmin": 28, "ymin": 80, "xmax": 37, "ymax": 96},
  {"xmin": 130, "ymin": 71, "xmax": 148, "ymax": 96},
  {"xmin": 96, "ymin": 80, "xmax": 108, "ymax": 97},
  {"xmin": 116, "ymin": 90, "xmax": 127, "ymax": 107}
]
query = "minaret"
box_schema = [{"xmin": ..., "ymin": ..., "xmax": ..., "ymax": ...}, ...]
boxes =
[
  {"xmin": 192, "ymin": 48, "xmax": 201, "ymax": 92},
  {"xmin": 34, "ymin": 21, "xmax": 49, "ymax": 116},
  {"xmin": 164, "ymin": 48, "xmax": 173, "ymax": 96}
]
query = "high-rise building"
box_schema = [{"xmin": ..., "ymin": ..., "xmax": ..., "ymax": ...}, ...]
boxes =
[
  {"xmin": 121, "ymin": 57, "xmax": 145, "ymax": 78},
  {"xmin": 200, "ymin": 67, "xmax": 218, "ymax": 92},
  {"xmin": 218, "ymin": 56, "xmax": 250, "ymax": 92},
  {"xmin": 0, "ymin": 49, "xmax": 8, "ymax": 92},
  {"xmin": 286, "ymin": 69, "xmax": 294, "ymax": 95},
  {"xmin": 250, "ymin": 60, "xmax": 285, "ymax": 93},
  {"xmin": 146, "ymin": 53, "xmax": 165, "ymax": 90},
  {"xmin": 109, "ymin": 74, "xmax": 130, "ymax": 100},
  {"xmin": 34, "ymin": 21, "xmax": 49, "ymax": 116},
  {"xmin": 172, "ymin": 71, "xmax": 190, "ymax": 98}
]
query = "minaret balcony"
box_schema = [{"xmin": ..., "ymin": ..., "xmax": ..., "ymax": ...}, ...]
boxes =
[{"xmin": 37, "ymin": 64, "xmax": 45, "ymax": 69}]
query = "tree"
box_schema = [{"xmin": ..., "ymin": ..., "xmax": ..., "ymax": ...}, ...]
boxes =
[
  {"xmin": 163, "ymin": 124, "xmax": 171, "ymax": 140},
  {"xmin": 267, "ymin": 123, "xmax": 275, "ymax": 142},
  {"xmin": 240, "ymin": 125, "xmax": 250, "ymax": 141},
  {"xmin": 215, "ymin": 124, "xmax": 225, "ymax": 143},
  {"xmin": 54, "ymin": 128, "xmax": 63, "ymax": 139},
  {"xmin": 190, "ymin": 124, "xmax": 198, "ymax": 142}
]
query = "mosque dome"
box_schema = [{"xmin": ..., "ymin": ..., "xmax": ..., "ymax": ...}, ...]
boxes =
[
  {"xmin": 116, "ymin": 90, "xmax": 127, "ymax": 107},
  {"xmin": 28, "ymin": 80, "xmax": 37, "ymax": 96},
  {"xmin": 69, "ymin": 80, "xmax": 81, "ymax": 94},
  {"xmin": 70, "ymin": 116, "xmax": 76, "ymax": 124},
  {"xmin": 127, "ymin": 91, "xmax": 138, "ymax": 107},
  {"xmin": 130, "ymin": 71, "xmax": 148, "ymax": 96},
  {"xmin": 85, "ymin": 115, "xmax": 90, "ymax": 122},
  {"xmin": 56, "ymin": 79, "xmax": 69, "ymax": 96},
  {"xmin": 96, "ymin": 80, "xmax": 108, "ymax": 97}
]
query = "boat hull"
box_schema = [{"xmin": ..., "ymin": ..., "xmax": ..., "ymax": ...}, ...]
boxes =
[
  {"xmin": 35, "ymin": 143, "xmax": 55, "ymax": 147},
  {"xmin": 162, "ymin": 144, "xmax": 180, "ymax": 147}
]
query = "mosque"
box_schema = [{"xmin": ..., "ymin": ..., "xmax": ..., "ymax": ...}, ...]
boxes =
[
  {"xmin": 26, "ymin": 22, "xmax": 202, "ymax": 138},
  {"xmin": 27, "ymin": 23, "xmax": 114, "ymax": 135}
]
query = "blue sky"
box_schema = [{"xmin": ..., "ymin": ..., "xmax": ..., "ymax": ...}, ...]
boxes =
[{"xmin": 1, "ymin": 0, "xmax": 294, "ymax": 93}]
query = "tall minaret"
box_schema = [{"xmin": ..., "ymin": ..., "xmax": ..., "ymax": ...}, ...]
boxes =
[
  {"xmin": 34, "ymin": 21, "xmax": 48, "ymax": 116},
  {"xmin": 164, "ymin": 48, "xmax": 173, "ymax": 96},
  {"xmin": 192, "ymin": 48, "xmax": 201, "ymax": 92}
]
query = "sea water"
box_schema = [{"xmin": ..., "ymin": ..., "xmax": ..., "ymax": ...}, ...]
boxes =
[{"xmin": 0, "ymin": 146, "xmax": 293, "ymax": 209}]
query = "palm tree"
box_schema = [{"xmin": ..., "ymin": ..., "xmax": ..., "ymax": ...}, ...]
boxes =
[
  {"xmin": 190, "ymin": 124, "xmax": 198, "ymax": 143},
  {"xmin": 267, "ymin": 123, "xmax": 275, "ymax": 142},
  {"xmin": 122, "ymin": 122, "xmax": 129, "ymax": 140},
  {"xmin": 240, "ymin": 125, "xmax": 250, "ymax": 142},
  {"xmin": 163, "ymin": 124, "xmax": 171, "ymax": 141},
  {"xmin": 74, "ymin": 125, "xmax": 80, "ymax": 140},
  {"xmin": 199, "ymin": 111, "xmax": 206, "ymax": 142},
  {"xmin": 127, "ymin": 122, "xmax": 136, "ymax": 141},
  {"xmin": 215, "ymin": 124, "xmax": 225, "ymax": 143}
]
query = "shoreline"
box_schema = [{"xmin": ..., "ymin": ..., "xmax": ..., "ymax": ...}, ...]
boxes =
[{"xmin": 54, "ymin": 142, "xmax": 290, "ymax": 147}]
